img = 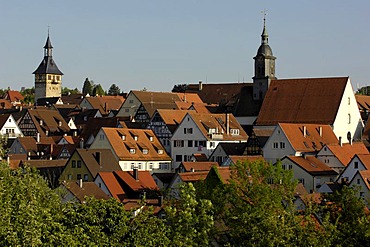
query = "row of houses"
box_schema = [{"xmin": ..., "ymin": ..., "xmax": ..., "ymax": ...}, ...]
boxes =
[{"xmin": 2, "ymin": 75, "xmax": 370, "ymax": 207}]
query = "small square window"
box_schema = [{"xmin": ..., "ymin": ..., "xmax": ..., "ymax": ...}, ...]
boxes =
[
  {"xmin": 72, "ymin": 160, "xmax": 76, "ymax": 168},
  {"xmin": 176, "ymin": 155, "xmax": 182, "ymax": 162},
  {"xmin": 83, "ymin": 174, "xmax": 88, "ymax": 181},
  {"xmin": 77, "ymin": 174, "xmax": 82, "ymax": 180},
  {"xmin": 77, "ymin": 160, "xmax": 81, "ymax": 168},
  {"xmin": 354, "ymin": 162, "xmax": 359, "ymax": 169}
]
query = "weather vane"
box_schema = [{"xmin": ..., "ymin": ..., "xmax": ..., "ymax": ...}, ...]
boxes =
[
  {"xmin": 47, "ymin": 25, "xmax": 51, "ymax": 35},
  {"xmin": 261, "ymin": 9, "xmax": 268, "ymax": 22}
]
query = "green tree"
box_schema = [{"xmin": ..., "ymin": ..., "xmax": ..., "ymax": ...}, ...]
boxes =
[
  {"xmin": 172, "ymin": 84, "xmax": 188, "ymax": 93},
  {"xmin": 20, "ymin": 87, "xmax": 35, "ymax": 104},
  {"xmin": 82, "ymin": 78, "xmax": 93, "ymax": 95},
  {"xmin": 93, "ymin": 84, "xmax": 105, "ymax": 96},
  {"xmin": 108, "ymin": 84, "xmax": 121, "ymax": 96},
  {"xmin": 0, "ymin": 164, "xmax": 73, "ymax": 246},
  {"xmin": 165, "ymin": 183, "xmax": 214, "ymax": 246},
  {"xmin": 62, "ymin": 87, "xmax": 80, "ymax": 95}
]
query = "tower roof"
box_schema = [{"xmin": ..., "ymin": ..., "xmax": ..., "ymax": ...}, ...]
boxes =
[
  {"xmin": 255, "ymin": 16, "xmax": 274, "ymax": 58},
  {"xmin": 33, "ymin": 35, "xmax": 63, "ymax": 75}
]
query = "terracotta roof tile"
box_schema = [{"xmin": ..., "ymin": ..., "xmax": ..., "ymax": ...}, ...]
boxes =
[
  {"xmin": 229, "ymin": 155, "xmax": 265, "ymax": 165},
  {"xmin": 356, "ymin": 154, "xmax": 370, "ymax": 170},
  {"xmin": 216, "ymin": 167, "xmax": 232, "ymax": 184},
  {"xmin": 286, "ymin": 156, "xmax": 337, "ymax": 175},
  {"xmin": 25, "ymin": 108, "xmax": 70, "ymax": 136},
  {"xmin": 280, "ymin": 123, "xmax": 338, "ymax": 152},
  {"xmin": 20, "ymin": 159, "xmax": 67, "ymax": 168},
  {"xmin": 62, "ymin": 181, "xmax": 109, "ymax": 203},
  {"xmin": 179, "ymin": 171, "xmax": 208, "ymax": 182},
  {"xmin": 358, "ymin": 170, "xmax": 370, "ymax": 190},
  {"xmin": 0, "ymin": 99, "xmax": 13, "ymax": 109},
  {"xmin": 84, "ymin": 96, "xmax": 125, "ymax": 115},
  {"xmin": 101, "ymin": 128, "xmax": 171, "ymax": 161},
  {"xmin": 187, "ymin": 112, "xmax": 248, "ymax": 141},
  {"xmin": 326, "ymin": 142, "xmax": 369, "ymax": 166},
  {"xmin": 256, "ymin": 77, "xmax": 349, "ymax": 125},
  {"xmin": 97, "ymin": 172, "xmax": 126, "ymax": 200},
  {"xmin": 181, "ymin": 162, "xmax": 218, "ymax": 172},
  {"xmin": 114, "ymin": 170, "xmax": 158, "ymax": 191},
  {"xmin": 6, "ymin": 90, "xmax": 24, "ymax": 102}
]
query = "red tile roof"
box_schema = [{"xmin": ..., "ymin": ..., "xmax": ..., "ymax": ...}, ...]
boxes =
[
  {"xmin": 356, "ymin": 154, "xmax": 370, "ymax": 170},
  {"xmin": 279, "ymin": 123, "xmax": 338, "ymax": 152},
  {"xmin": 181, "ymin": 162, "xmax": 219, "ymax": 172},
  {"xmin": 326, "ymin": 142, "xmax": 369, "ymax": 166},
  {"xmin": 114, "ymin": 170, "xmax": 158, "ymax": 191},
  {"xmin": 62, "ymin": 181, "xmax": 110, "ymax": 203},
  {"xmin": 6, "ymin": 90, "xmax": 24, "ymax": 102},
  {"xmin": 84, "ymin": 96, "xmax": 125, "ymax": 114},
  {"xmin": 179, "ymin": 171, "xmax": 208, "ymax": 182},
  {"xmin": 357, "ymin": 170, "xmax": 370, "ymax": 190},
  {"xmin": 229, "ymin": 155, "xmax": 265, "ymax": 165},
  {"xmin": 256, "ymin": 77, "xmax": 349, "ymax": 125},
  {"xmin": 286, "ymin": 156, "xmax": 337, "ymax": 175},
  {"xmin": 97, "ymin": 172, "xmax": 126, "ymax": 200}
]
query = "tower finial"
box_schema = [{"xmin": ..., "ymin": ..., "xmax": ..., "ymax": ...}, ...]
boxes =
[
  {"xmin": 47, "ymin": 25, "xmax": 50, "ymax": 36},
  {"xmin": 260, "ymin": 9, "xmax": 268, "ymax": 44}
]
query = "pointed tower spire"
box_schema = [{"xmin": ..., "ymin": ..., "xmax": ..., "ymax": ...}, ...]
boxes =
[
  {"xmin": 261, "ymin": 12, "xmax": 269, "ymax": 45},
  {"xmin": 44, "ymin": 30, "xmax": 53, "ymax": 57}
]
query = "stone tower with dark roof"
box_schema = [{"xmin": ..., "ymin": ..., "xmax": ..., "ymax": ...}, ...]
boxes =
[
  {"xmin": 252, "ymin": 16, "xmax": 276, "ymax": 101},
  {"xmin": 33, "ymin": 34, "xmax": 63, "ymax": 101}
]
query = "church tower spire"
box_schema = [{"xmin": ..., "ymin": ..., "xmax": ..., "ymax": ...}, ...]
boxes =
[
  {"xmin": 253, "ymin": 11, "xmax": 276, "ymax": 101},
  {"xmin": 33, "ymin": 31, "xmax": 63, "ymax": 102}
]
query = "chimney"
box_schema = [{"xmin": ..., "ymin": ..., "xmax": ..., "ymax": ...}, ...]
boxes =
[
  {"xmin": 198, "ymin": 80, "xmax": 203, "ymax": 91},
  {"xmin": 95, "ymin": 151, "xmax": 101, "ymax": 165},
  {"xmin": 319, "ymin": 126, "xmax": 322, "ymax": 137},
  {"xmin": 339, "ymin": 136, "xmax": 342, "ymax": 147},
  {"xmin": 303, "ymin": 126, "xmax": 307, "ymax": 137},
  {"xmin": 36, "ymin": 132, "xmax": 40, "ymax": 143},
  {"xmin": 78, "ymin": 179, "xmax": 83, "ymax": 188},
  {"xmin": 226, "ymin": 113, "xmax": 230, "ymax": 135},
  {"xmin": 158, "ymin": 195, "xmax": 164, "ymax": 207},
  {"xmin": 133, "ymin": 167, "xmax": 139, "ymax": 180},
  {"xmin": 80, "ymin": 138, "xmax": 84, "ymax": 149}
]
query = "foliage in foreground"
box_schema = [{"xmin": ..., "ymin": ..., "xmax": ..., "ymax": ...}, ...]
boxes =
[{"xmin": 1, "ymin": 161, "xmax": 370, "ymax": 246}]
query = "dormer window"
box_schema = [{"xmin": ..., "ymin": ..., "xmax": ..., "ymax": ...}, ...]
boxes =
[
  {"xmin": 208, "ymin": 128, "xmax": 216, "ymax": 134},
  {"xmin": 149, "ymin": 136, "xmax": 153, "ymax": 142},
  {"xmin": 58, "ymin": 121, "xmax": 62, "ymax": 127},
  {"xmin": 230, "ymin": 129, "xmax": 240, "ymax": 135},
  {"xmin": 143, "ymin": 149, "xmax": 148, "ymax": 155},
  {"xmin": 121, "ymin": 135, "xmax": 126, "ymax": 141},
  {"xmin": 40, "ymin": 120, "xmax": 43, "ymax": 125},
  {"xmin": 134, "ymin": 136, "xmax": 138, "ymax": 141},
  {"xmin": 158, "ymin": 149, "xmax": 164, "ymax": 155},
  {"xmin": 130, "ymin": 148, "xmax": 136, "ymax": 154}
]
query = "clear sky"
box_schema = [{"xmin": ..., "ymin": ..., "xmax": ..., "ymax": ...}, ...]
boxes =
[{"xmin": 1, "ymin": 0, "xmax": 370, "ymax": 93}]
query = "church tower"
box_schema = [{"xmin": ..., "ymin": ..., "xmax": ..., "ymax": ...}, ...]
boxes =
[
  {"xmin": 253, "ymin": 15, "xmax": 276, "ymax": 101},
  {"xmin": 33, "ymin": 33, "xmax": 63, "ymax": 102}
]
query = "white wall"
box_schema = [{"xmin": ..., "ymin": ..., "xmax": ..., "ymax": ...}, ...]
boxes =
[
  {"xmin": 116, "ymin": 92, "xmax": 140, "ymax": 117},
  {"xmin": 333, "ymin": 78, "xmax": 364, "ymax": 142},
  {"xmin": 263, "ymin": 125, "xmax": 296, "ymax": 163}
]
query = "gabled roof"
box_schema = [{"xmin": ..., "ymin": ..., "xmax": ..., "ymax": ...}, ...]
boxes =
[
  {"xmin": 353, "ymin": 170, "xmax": 370, "ymax": 190},
  {"xmin": 75, "ymin": 149, "xmax": 121, "ymax": 178},
  {"xmin": 178, "ymin": 171, "xmax": 208, "ymax": 182},
  {"xmin": 181, "ymin": 162, "xmax": 219, "ymax": 172},
  {"xmin": 154, "ymin": 109, "xmax": 189, "ymax": 133},
  {"xmin": 114, "ymin": 170, "xmax": 158, "ymax": 191},
  {"xmin": 356, "ymin": 154, "xmax": 370, "ymax": 170},
  {"xmin": 5, "ymin": 90, "xmax": 24, "ymax": 102},
  {"xmin": 285, "ymin": 156, "xmax": 338, "ymax": 176},
  {"xmin": 131, "ymin": 90, "xmax": 182, "ymax": 104},
  {"xmin": 20, "ymin": 159, "xmax": 67, "ymax": 168},
  {"xmin": 62, "ymin": 181, "xmax": 109, "ymax": 203},
  {"xmin": 186, "ymin": 112, "xmax": 248, "ymax": 141},
  {"xmin": 185, "ymin": 82, "xmax": 249, "ymax": 105},
  {"xmin": 152, "ymin": 172, "xmax": 176, "ymax": 184},
  {"xmin": 174, "ymin": 92, "xmax": 204, "ymax": 103},
  {"xmin": 16, "ymin": 136, "xmax": 55, "ymax": 154},
  {"xmin": 83, "ymin": 96, "xmax": 125, "ymax": 115},
  {"xmin": 279, "ymin": 123, "xmax": 338, "ymax": 152},
  {"xmin": 325, "ymin": 142, "xmax": 369, "ymax": 166},
  {"xmin": 218, "ymin": 142, "xmax": 248, "ymax": 155},
  {"xmin": 192, "ymin": 153, "xmax": 208, "ymax": 162},
  {"xmin": 33, "ymin": 56, "xmax": 63, "ymax": 75},
  {"xmin": 0, "ymin": 114, "xmax": 11, "ymax": 128},
  {"xmin": 79, "ymin": 117, "xmax": 119, "ymax": 142},
  {"xmin": 100, "ymin": 127, "xmax": 171, "ymax": 161},
  {"xmin": 256, "ymin": 77, "xmax": 349, "ymax": 125},
  {"xmin": 355, "ymin": 95, "xmax": 370, "ymax": 112},
  {"xmin": 0, "ymin": 99, "xmax": 13, "ymax": 109},
  {"xmin": 139, "ymin": 101, "xmax": 179, "ymax": 118},
  {"xmin": 24, "ymin": 108, "xmax": 70, "ymax": 136},
  {"xmin": 97, "ymin": 172, "xmax": 126, "ymax": 200},
  {"xmin": 61, "ymin": 93, "xmax": 84, "ymax": 105}
]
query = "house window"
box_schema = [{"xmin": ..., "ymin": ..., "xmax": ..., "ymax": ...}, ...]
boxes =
[
  {"xmin": 176, "ymin": 155, "xmax": 182, "ymax": 162},
  {"xmin": 100, "ymin": 134, "xmax": 105, "ymax": 140},
  {"xmin": 298, "ymin": 178, "xmax": 305, "ymax": 185},
  {"xmin": 142, "ymin": 149, "xmax": 148, "ymax": 154},
  {"xmin": 98, "ymin": 183, "xmax": 101, "ymax": 188},
  {"xmin": 348, "ymin": 114, "xmax": 351, "ymax": 124},
  {"xmin": 83, "ymin": 174, "xmax": 88, "ymax": 181},
  {"xmin": 184, "ymin": 128, "xmax": 193, "ymax": 134},
  {"xmin": 77, "ymin": 174, "xmax": 82, "ymax": 180},
  {"xmin": 210, "ymin": 142, "xmax": 215, "ymax": 148},
  {"xmin": 273, "ymin": 142, "xmax": 278, "ymax": 149},
  {"xmin": 360, "ymin": 192, "xmax": 365, "ymax": 198},
  {"xmin": 288, "ymin": 164, "xmax": 292, "ymax": 170},
  {"xmin": 129, "ymin": 100, "xmax": 134, "ymax": 103},
  {"xmin": 282, "ymin": 165, "xmax": 286, "ymax": 170},
  {"xmin": 188, "ymin": 140, "xmax": 193, "ymax": 147},
  {"xmin": 158, "ymin": 149, "xmax": 164, "ymax": 154},
  {"xmin": 72, "ymin": 160, "xmax": 76, "ymax": 168},
  {"xmin": 174, "ymin": 140, "xmax": 184, "ymax": 147},
  {"xmin": 184, "ymin": 155, "xmax": 192, "ymax": 162},
  {"xmin": 68, "ymin": 174, "xmax": 72, "ymax": 180},
  {"xmin": 149, "ymin": 164, "xmax": 153, "ymax": 169},
  {"xmin": 77, "ymin": 160, "xmax": 81, "ymax": 168},
  {"xmin": 357, "ymin": 179, "xmax": 361, "ymax": 184},
  {"xmin": 348, "ymin": 97, "xmax": 350, "ymax": 105},
  {"xmin": 230, "ymin": 129, "xmax": 240, "ymax": 135},
  {"xmin": 280, "ymin": 142, "xmax": 285, "ymax": 149},
  {"xmin": 354, "ymin": 161, "xmax": 359, "ymax": 169},
  {"xmin": 130, "ymin": 148, "xmax": 136, "ymax": 154},
  {"xmin": 125, "ymin": 109, "xmax": 129, "ymax": 112}
]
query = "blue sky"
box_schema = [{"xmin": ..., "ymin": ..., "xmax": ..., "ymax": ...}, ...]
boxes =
[{"xmin": 1, "ymin": 0, "xmax": 370, "ymax": 93}]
